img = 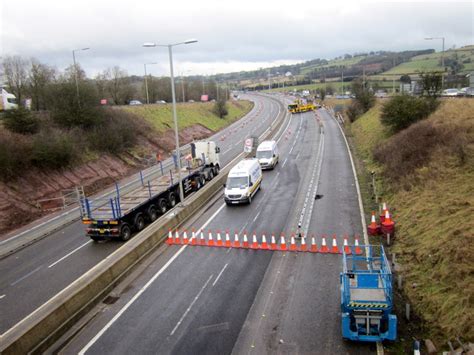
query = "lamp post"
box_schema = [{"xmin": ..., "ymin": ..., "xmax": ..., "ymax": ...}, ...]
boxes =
[
  {"xmin": 144, "ymin": 62, "xmax": 157, "ymax": 104},
  {"xmin": 72, "ymin": 47, "xmax": 90, "ymax": 109},
  {"xmin": 425, "ymin": 37, "xmax": 445, "ymax": 88},
  {"xmin": 143, "ymin": 39, "xmax": 198, "ymax": 207},
  {"xmin": 180, "ymin": 70, "xmax": 191, "ymax": 103}
]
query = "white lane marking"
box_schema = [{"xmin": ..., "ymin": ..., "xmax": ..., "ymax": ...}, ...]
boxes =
[
  {"xmin": 48, "ymin": 240, "xmax": 93, "ymax": 268},
  {"xmin": 281, "ymin": 157, "xmax": 288, "ymax": 167},
  {"xmin": 329, "ymin": 110, "xmax": 369, "ymax": 245},
  {"xmin": 0, "ymin": 294, "xmax": 5, "ymax": 300},
  {"xmin": 222, "ymin": 147, "xmax": 232, "ymax": 155},
  {"xmin": 79, "ymin": 245, "xmax": 189, "ymax": 354},
  {"xmin": 10, "ymin": 266, "xmax": 42, "ymax": 286},
  {"xmin": 79, "ymin": 201, "xmax": 227, "ymax": 354},
  {"xmin": 252, "ymin": 211, "xmax": 262, "ymax": 223},
  {"xmin": 212, "ymin": 263, "xmax": 229, "ymax": 287},
  {"xmin": 170, "ymin": 274, "xmax": 214, "ymax": 336}
]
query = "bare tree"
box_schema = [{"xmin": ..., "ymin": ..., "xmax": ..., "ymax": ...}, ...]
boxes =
[
  {"xmin": 106, "ymin": 66, "xmax": 135, "ymax": 105},
  {"xmin": 2, "ymin": 55, "xmax": 29, "ymax": 104},
  {"xmin": 28, "ymin": 58, "xmax": 56, "ymax": 110}
]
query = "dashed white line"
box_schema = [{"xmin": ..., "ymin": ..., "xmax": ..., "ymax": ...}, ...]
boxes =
[
  {"xmin": 0, "ymin": 294, "xmax": 6, "ymax": 300},
  {"xmin": 212, "ymin": 263, "xmax": 229, "ymax": 287},
  {"xmin": 48, "ymin": 240, "xmax": 93, "ymax": 268},
  {"xmin": 11, "ymin": 266, "xmax": 42, "ymax": 286},
  {"xmin": 170, "ymin": 274, "xmax": 213, "ymax": 336}
]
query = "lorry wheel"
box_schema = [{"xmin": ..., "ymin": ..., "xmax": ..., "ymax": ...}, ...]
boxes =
[
  {"xmin": 120, "ymin": 224, "xmax": 132, "ymax": 241},
  {"xmin": 168, "ymin": 193, "xmax": 177, "ymax": 207},
  {"xmin": 158, "ymin": 199, "xmax": 168, "ymax": 214},
  {"xmin": 214, "ymin": 165, "xmax": 220, "ymax": 175},
  {"xmin": 147, "ymin": 205, "xmax": 158, "ymax": 222},
  {"xmin": 200, "ymin": 176, "xmax": 206, "ymax": 186},
  {"xmin": 195, "ymin": 177, "xmax": 202, "ymax": 191},
  {"xmin": 134, "ymin": 214, "xmax": 145, "ymax": 231},
  {"xmin": 208, "ymin": 169, "xmax": 214, "ymax": 181},
  {"xmin": 91, "ymin": 236, "xmax": 103, "ymax": 242}
]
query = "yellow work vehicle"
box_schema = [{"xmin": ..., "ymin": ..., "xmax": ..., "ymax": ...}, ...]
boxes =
[{"xmin": 287, "ymin": 99, "xmax": 316, "ymax": 114}]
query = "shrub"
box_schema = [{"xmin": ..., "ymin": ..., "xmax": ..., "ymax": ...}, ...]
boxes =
[
  {"xmin": 380, "ymin": 94, "xmax": 439, "ymax": 132},
  {"xmin": 31, "ymin": 130, "xmax": 77, "ymax": 169},
  {"xmin": 213, "ymin": 100, "xmax": 228, "ymax": 118},
  {"xmin": 87, "ymin": 109, "xmax": 139, "ymax": 153},
  {"xmin": 0, "ymin": 131, "xmax": 32, "ymax": 180},
  {"xmin": 346, "ymin": 101, "xmax": 364, "ymax": 122},
  {"xmin": 3, "ymin": 108, "xmax": 40, "ymax": 134}
]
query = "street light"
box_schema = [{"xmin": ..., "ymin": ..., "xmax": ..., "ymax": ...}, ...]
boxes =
[
  {"xmin": 72, "ymin": 47, "xmax": 90, "ymax": 109},
  {"xmin": 144, "ymin": 62, "xmax": 157, "ymax": 104},
  {"xmin": 180, "ymin": 70, "xmax": 192, "ymax": 103},
  {"xmin": 143, "ymin": 39, "xmax": 198, "ymax": 207},
  {"xmin": 425, "ymin": 37, "xmax": 445, "ymax": 88}
]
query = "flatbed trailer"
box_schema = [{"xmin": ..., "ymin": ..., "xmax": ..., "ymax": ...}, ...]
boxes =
[
  {"xmin": 80, "ymin": 141, "xmax": 220, "ymax": 241},
  {"xmin": 340, "ymin": 245, "xmax": 397, "ymax": 342}
]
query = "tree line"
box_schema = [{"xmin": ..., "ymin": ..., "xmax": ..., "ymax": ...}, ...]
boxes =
[{"xmin": 1, "ymin": 55, "xmax": 230, "ymax": 111}]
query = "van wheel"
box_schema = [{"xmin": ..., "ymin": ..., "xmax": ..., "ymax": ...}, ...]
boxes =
[
  {"xmin": 134, "ymin": 214, "xmax": 145, "ymax": 231},
  {"xmin": 248, "ymin": 195, "xmax": 252, "ymax": 204},
  {"xmin": 147, "ymin": 205, "xmax": 158, "ymax": 222},
  {"xmin": 158, "ymin": 199, "xmax": 167, "ymax": 214},
  {"xmin": 168, "ymin": 193, "xmax": 177, "ymax": 207},
  {"xmin": 120, "ymin": 224, "xmax": 132, "ymax": 241}
]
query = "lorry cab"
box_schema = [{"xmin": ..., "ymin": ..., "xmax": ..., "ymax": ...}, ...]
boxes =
[
  {"xmin": 256, "ymin": 140, "xmax": 279, "ymax": 170},
  {"xmin": 0, "ymin": 88, "xmax": 18, "ymax": 111},
  {"xmin": 224, "ymin": 159, "xmax": 262, "ymax": 205}
]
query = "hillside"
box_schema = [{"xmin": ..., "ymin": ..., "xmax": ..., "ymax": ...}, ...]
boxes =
[
  {"xmin": 0, "ymin": 100, "xmax": 253, "ymax": 236},
  {"xmin": 347, "ymin": 99, "xmax": 474, "ymax": 347}
]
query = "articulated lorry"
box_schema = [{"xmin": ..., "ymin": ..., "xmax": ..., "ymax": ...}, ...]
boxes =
[
  {"xmin": 80, "ymin": 141, "xmax": 220, "ymax": 241},
  {"xmin": 340, "ymin": 244, "xmax": 397, "ymax": 342},
  {"xmin": 0, "ymin": 88, "xmax": 18, "ymax": 111}
]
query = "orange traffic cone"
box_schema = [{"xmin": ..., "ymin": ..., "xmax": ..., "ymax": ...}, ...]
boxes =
[
  {"xmin": 330, "ymin": 235, "xmax": 340, "ymax": 254},
  {"xmin": 166, "ymin": 228, "xmax": 174, "ymax": 245},
  {"xmin": 261, "ymin": 233, "xmax": 269, "ymax": 250},
  {"xmin": 208, "ymin": 230, "xmax": 215, "ymax": 247},
  {"xmin": 242, "ymin": 232, "xmax": 249, "ymax": 248},
  {"xmin": 174, "ymin": 229, "xmax": 181, "ymax": 244},
  {"xmin": 251, "ymin": 232, "xmax": 259, "ymax": 249},
  {"xmin": 354, "ymin": 236, "xmax": 362, "ymax": 255},
  {"xmin": 182, "ymin": 230, "xmax": 189, "ymax": 245},
  {"xmin": 199, "ymin": 230, "xmax": 206, "ymax": 246},
  {"xmin": 310, "ymin": 236, "xmax": 318, "ymax": 253},
  {"xmin": 270, "ymin": 234, "xmax": 277, "ymax": 250},
  {"xmin": 289, "ymin": 234, "xmax": 297, "ymax": 251},
  {"xmin": 380, "ymin": 202, "xmax": 388, "ymax": 223},
  {"xmin": 190, "ymin": 229, "xmax": 197, "ymax": 245},
  {"xmin": 225, "ymin": 230, "xmax": 231, "ymax": 248},
  {"xmin": 368, "ymin": 211, "xmax": 381, "ymax": 236},
  {"xmin": 216, "ymin": 230, "xmax": 223, "ymax": 247},
  {"xmin": 300, "ymin": 235, "xmax": 307, "ymax": 252},
  {"xmin": 320, "ymin": 235, "xmax": 329, "ymax": 253},
  {"xmin": 343, "ymin": 236, "xmax": 352, "ymax": 255},
  {"xmin": 381, "ymin": 210, "xmax": 395, "ymax": 234},
  {"xmin": 279, "ymin": 235, "xmax": 287, "ymax": 251},
  {"xmin": 233, "ymin": 231, "xmax": 241, "ymax": 248}
]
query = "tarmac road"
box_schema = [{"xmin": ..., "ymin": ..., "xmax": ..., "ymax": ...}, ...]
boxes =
[
  {"xmin": 58, "ymin": 106, "xmax": 373, "ymax": 354},
  {"xmin": 0, "ymin": 93, "xmax": 284, "ymax": 335}
]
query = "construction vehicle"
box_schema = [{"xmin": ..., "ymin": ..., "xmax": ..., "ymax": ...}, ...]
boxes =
[
  {"xmin": 287, "ymin": 98, "xmax": 316, "ymax": 114},
  {"xmin": 340, "ymin": 244, "xmax": 397, "ymax": 342},
  {"xmin": 80, "ymin": 141, "xmax": 220, "ymax": 241}
]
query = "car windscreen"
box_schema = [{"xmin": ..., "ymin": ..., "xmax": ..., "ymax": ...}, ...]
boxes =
[
  {"xmin": 256, "ymin": 150, "xmax": 273, "ymax": 159},
  {"xmin": 227, "ymin": 176, "xmax": 248, "ymax": 189}
]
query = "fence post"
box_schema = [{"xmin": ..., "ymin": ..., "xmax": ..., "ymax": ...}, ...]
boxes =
[{"xmin": 139, "ymin": 171, "xmax": 144, "ymax": 186}]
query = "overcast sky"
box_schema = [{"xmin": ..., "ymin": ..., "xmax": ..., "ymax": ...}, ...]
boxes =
[{"xmin": 1, "ymin": 0, "xmax": 473, "ymax": 77}]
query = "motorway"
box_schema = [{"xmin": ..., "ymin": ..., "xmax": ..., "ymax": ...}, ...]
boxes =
[
  {"xmin": 0, "ymin": 93, "xmax": 283, "ymax": 335},
  {"xmin": 57, "ymin": 106, "xmax": 373, "ymax": 354}
]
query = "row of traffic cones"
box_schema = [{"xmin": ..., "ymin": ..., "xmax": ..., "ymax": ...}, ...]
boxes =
[
  {"xmin": 367, "ymin": 202, "xmax": 395, "ymax": 236},
  {"xmin": 165, "ymin": 229, "xmax": 363, "ymax": 255}
]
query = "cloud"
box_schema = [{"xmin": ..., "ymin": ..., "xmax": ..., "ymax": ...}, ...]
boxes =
[{"xmin": 1, "ymin": 0, "xmax": 472, "ymax": 76}]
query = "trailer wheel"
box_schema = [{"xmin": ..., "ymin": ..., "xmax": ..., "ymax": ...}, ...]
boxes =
[
  {"xmin": 200, "ymin": 176, "xmax": 206, "ymax": 186},
  {"xmin": 158, "ymin": 199, "xmax": 168, "ymax": 214},
  {"xmin": 214, "ymin": 165, "xmax": 220, "ymax": 175},
  {"xmin": 120, "ymin": 224, "xmax": 132, "ymax": 241},
  {"xmin": 208, "ymin": 169, "xmax": 214, "ymax": 181},
  {"xmin": 147, "ymin": 205, "xmax": 158, "ymax": 222},
  {"xmin": 134, "ymin": 213, "xmax": 146, "ymax": 231},
  {"xmin": 168, "ymin": 193, "xmax": 177, "ymax": 207},
  {"xmin": 195, "ymin": 177, "xmax": 202, "ymax": 191}
]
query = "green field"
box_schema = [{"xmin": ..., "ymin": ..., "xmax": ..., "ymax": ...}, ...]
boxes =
[
  {"xmin": 300, "ymin": 56, "xmax": 365, "ymax": 74},
  {"xmin": 265, "ymin": 79, "xmax": 399, "ymax": 93},
  {"xmin": 122, "ymin": 100, "xmax": 254, "ymax": 133}
]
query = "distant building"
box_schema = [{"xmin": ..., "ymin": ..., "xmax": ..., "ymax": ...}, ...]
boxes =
[{"xmin": 285, "ymin": 71, "xmax": 292, "ymax": 77}]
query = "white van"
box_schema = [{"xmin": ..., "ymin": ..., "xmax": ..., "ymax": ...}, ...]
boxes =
[
  {"xmin": 224, "ymin": 159, "xmax": 262, "ymax": 205},
  {"xmin": 256, "ymin": 140, "xmax": 279, "ymax": 170}
]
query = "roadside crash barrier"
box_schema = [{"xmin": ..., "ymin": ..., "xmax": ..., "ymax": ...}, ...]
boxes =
[{"xmin": 166, "ymin": 229, "xmax": 364, "ymax": 255}]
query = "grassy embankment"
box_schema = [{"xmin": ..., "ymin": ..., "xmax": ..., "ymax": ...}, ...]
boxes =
[
  {"xmin": 346, "ymin": 99, "xmax": 474, "ymax": 346},
  {"xmin": 122, "ymin": 100, "xmax": 253, "ymax": 132}
]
